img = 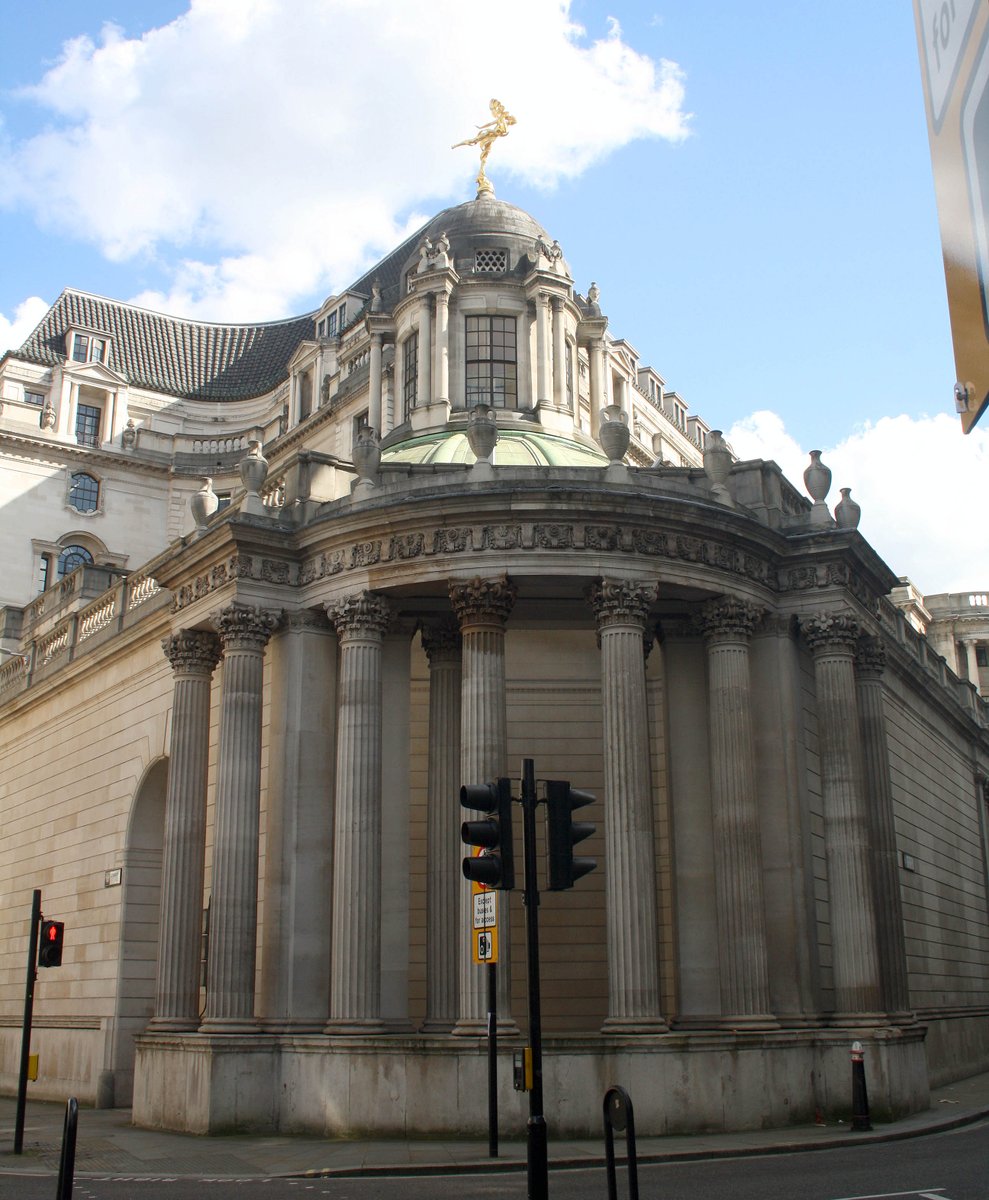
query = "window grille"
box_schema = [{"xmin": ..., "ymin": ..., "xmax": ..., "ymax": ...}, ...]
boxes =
[
  {"xmin": 465, "ymin": 315, "xmax": 517, "ymax": 408},
  {"xmin": 403, "ymin": 331, "xmax": 419, "ymax": 414},
  {"xmin": 57, "ymin": 544, "xmax": 94, "ymax": 580},
  {"xmin": 68, "ymin": 472, "xmax": 100, "ymax": 512},
  {"xmin": 474, "ymin": 248, "xmax": 507, "ymax": 274},
  {"xmin": 75, "ymin": 403, "xmax": 102, "ymax": 446}
]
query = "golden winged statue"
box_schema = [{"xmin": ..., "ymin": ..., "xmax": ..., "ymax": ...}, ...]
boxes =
[{"xmin": 453, "ymin": 99, "xmax": 517, "ymax": 196}]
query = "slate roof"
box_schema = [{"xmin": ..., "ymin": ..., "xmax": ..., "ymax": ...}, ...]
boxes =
[{"xmin": 12, "ymin": 290, "xmax": 317, "ymax": 402}]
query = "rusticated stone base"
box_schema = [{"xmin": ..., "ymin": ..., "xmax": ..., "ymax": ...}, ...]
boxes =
[{"xmin": 133, "ymin": 1024, "xmax": 929, "ymax": 1137}]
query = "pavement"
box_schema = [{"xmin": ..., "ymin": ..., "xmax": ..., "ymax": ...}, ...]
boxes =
[{"xmin": 0, "ymin": 1071, "xmax": 986, "ymax": 1182}]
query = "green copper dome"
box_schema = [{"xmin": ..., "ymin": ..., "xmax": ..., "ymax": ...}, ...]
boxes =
[{"xmin": 382, "ymin": 427, "xmax": 608, "ymax": 467}]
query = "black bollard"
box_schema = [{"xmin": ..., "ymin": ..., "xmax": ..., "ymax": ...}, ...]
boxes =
[
  {"xmin": 850, "ymin": 1041, "xmax": 872, "ymax": 1132},
  {"xmin": 603, "ymin": 1085, "xmax": 639, "ymax": 1200},
  {"xmin": 56, "ymin": 1096, "xmax": 78, "ymax": 1200}
]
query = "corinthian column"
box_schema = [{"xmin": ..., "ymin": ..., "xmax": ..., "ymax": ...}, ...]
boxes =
[
  {"xmin": 589, "ymin": 340, "xmax": 605, "ymax": 439},
  {"xmin": 325, "ymin": 590, "xmax": 392, "ymax": 1032},
  {"xmin": 449, "ymin": 574, "xmax": 517, "ymax": 1034},
  {"xmin": 434, "ymin": 291, "xmax": 449, "ymax": 406},
  {"xmin": 551, "ymin": 297, "xmax": 567, "ymax": 409},
  {"xmin": 589, "ymin": 578, "xmax": 667, "ymax": 1033},
  {"xmin": 419, "ymin": 296, "xmax": 432, "ymax": 405},
  {"xmin": 368, "ymin": 332, "xmax": 383, "ymax": 432},
  {"xmin": 697, "ymin": 597, "xmax": 775, "ymax": 1027},
  {"xmin": 153, "ymin": 629, "xmax": 221, "ymax": 1029},
  {"xmin": 421, "ymin": 619, "xmax": 462, "ymax": 1031},
  {"xmin": 201, "ymin": 603, "xmax": 280, "ymax": 1030},
  {"xmin": 803, "ymin": 613, "xmax": 882, "ymax": 1020},
  {"xmin": 855, "ymin": 636, "xmax": 912, "ymax": 1019},
  {"xmin": 535, "ymin": 293, "xmax": 550, "ymax": 404}
]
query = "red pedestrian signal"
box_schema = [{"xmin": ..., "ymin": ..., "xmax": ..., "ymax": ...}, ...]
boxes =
[{"xmin": 38, "ymin": 920, "xmax": 65, "ymax": 968}]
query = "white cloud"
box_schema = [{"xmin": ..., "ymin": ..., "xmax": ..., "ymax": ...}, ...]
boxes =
[
  {"xmin": 726, "ymin": 409, "xmax": 989, "ymax": 595},
  {"xmin": 1, "ymin": 0, "xmax": 689, "ymax": 320},
  {"xmin": 0, "ymin": 296, "xmax": 52, "ymax": 357}
]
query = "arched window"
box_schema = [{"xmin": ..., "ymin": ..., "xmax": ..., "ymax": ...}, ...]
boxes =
[
  {"xmin": 57, "ymin": 544, "xmax": 94, "ymax": 580},
  {"xmin": 68, "ymin": 472, "xmax": 100, "ymax": 512}
]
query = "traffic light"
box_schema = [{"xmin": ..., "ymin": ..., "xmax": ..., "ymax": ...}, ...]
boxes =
[
  {"xmin": 545, "ymin": 780, "xmax": 597, "ymax": 890},
  {"xmin": 38, "ymin": 920, "xmax": 65, "ymax": 968},
  {"xmin": 461, "ymin": 777, "xmax": 515, "ymax": 890}
]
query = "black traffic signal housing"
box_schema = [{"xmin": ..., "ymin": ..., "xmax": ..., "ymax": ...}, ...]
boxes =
[
  {"xmin": 38, "ymin": 919, "xmax": 65, "ymax": 968},
  {"xmin": 545, "ymin": 780, "xmax": 597, "ymax": 890},
  {"xmin": 461, "ymin": 777, "xmax": 515, "ymax": 890}
]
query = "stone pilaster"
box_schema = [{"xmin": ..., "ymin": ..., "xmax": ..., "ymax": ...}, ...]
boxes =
[
  {"xmin": 855, "ymin": 635, "xmax": 912, "ymax": 1019},
  {"xmin": 551, "ymin": 297, "xmax": 567, "ymax": 409},
  {"xmin": 368, "ymin": 333, "xmax": 383, "ymax": 432},
  {"xmin": 589, "ymin": 578, "xmax": 667, "ymax": 1033},
  {"xmin": 696, "ymin": 597, "xmax": 775, "ymax": 1027},
  {"xmin": 152, "ymin": 629, "xmax": 221, "ymax": 1029},
  {"xmin": 419, "ymin": 296, "xmax": 432, "ymax": 404},
  {"xmin": 449, "ymin": 575, "xmax": 517, "ymax": 1034},
  {"xmin": 589, "ymin": 340, "xmax": 605, "ymax": 439},
  {"xmin": 420, "ymin": 619, "xmax": 462, "ymax": 1031},
  {"xmin": 535, "ymin": 294, "xmax": 550, "ymax": 404},
  {"xmin": 201, "ymin": 604, "xmax": 280, "ymax": 1030},
  {"xmin": 324, "ymin": 591, "xmax": 392, "ymax": 1033},
  {"xmin": 803, "ymin": 613, "xmax": 882, "ymax": 1020},
  {"xmin": 434, "ymin": 291, "xmax": 449, "ymax": 406}
]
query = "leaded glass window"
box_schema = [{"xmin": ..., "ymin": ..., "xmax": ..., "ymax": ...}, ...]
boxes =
[
  {"xmin": 57, "ymin": 544, "xmax": 94, "ymax": 579},
  {"xmin": 403, "ymin": 331, "xmax": 419, "ymax": 413},
  {"xmin": 68, "ymin": 472, "xmax": 100, "ymax": 512},
  {"xmin": 465, "ymin": 316, "xmax": 517, "ymax": 408},
  {"xmin": 75, "ymin": 403, "xmax": 101, "ymax": 446}
]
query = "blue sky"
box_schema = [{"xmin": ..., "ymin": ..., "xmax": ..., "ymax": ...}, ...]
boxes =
[{"xmin": 1, "ymin": 1, "xmax": 985, "ymax": 590}]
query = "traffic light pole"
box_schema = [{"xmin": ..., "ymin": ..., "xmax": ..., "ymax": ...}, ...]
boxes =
[
  {"xmin": 521, "ymin": 757, "xmax": 548, "ymax": 1200},
  {"xmin": 14, "ymin": 888, "xmax": 41, "ymax": 1154}
]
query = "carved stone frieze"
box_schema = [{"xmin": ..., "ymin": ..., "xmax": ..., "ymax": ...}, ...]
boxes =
[
  {"xmin": 588, "ymin": 578, "xmax": 656, "ymax": 630},
  {"xmin": 584, "ymin": 525, "xmax": 621, "ymax": 552},
  {"xmin": 389, "ymin": 533, "xmax": 425, "ymax": 560},
  {"xmin": 449, "ymin": 574, "xmax": 517, "ymax": 626},
  {"xmin": 326, "ymin": 591, "xmax": 392, "ymax": 638},
  {"xmin": 801, "ymin": 612, "xmax": 862, "ymax": 655},
  {"xmin": 753, "ymin": 612, "xmax": 796, "ymax": 639},
  {"xmin": 534, "ymin": 524, "xmax": 574, "ymax": 550},
  {"xmin": 695, "ymin": 596, "xmax": 765, "ymax": 642},
  {"xmin": 212, "ymin": 602, "xmax": 281, "ymax": 651},
  {"xmin": 433, "ymin": 527, "xmax": 470, "ymax": 555},
  {"xmin": 173, "ymin": 553, "xmax": 296, "ymax": 611},
  {"xmin": 419, "ymin": 618, "xmax": 462, "ymax": 664},
  {"xmin": 480, "ymin": 525, "xmax": 522, "ymax": 551},
  {"xmin": 161, "ymin": 629, "xmax": 222, "ymax": 675},
  {"xmin": 283, "ymin": 608, "xmax": 331, "ymax": 633}
]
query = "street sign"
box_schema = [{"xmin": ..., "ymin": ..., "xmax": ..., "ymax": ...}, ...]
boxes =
[
  {"xmin": 471, "ymin": 855, "xmax": 498, "ymax": 963},
  {"xmin": 473, "ymin": 890, "xmax": 496, "ymax": 929},
  {"xmin": 916, "ymin": 0, "xmax": 989, "ymax": 431}
]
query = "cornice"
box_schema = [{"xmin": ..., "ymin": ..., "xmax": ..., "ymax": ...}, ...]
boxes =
[{"xmin": 0, "ymin": 430, "xmax": 175, "ymax": 477}]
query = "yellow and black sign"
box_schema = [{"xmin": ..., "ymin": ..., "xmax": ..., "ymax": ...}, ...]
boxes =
[
  {"xmin": 916, "ymin": 0, "xmax": 989, "ymax": 431},
  {"xmin": 471, "ymin": 860, "xmax": 498, "ymax": 964}
]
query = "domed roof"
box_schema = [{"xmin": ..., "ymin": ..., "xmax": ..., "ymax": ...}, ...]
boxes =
[
  {"xmin": 382, "ymin": 427, "xmax": 608, "ymax": 468},
  {"xmin": 422, "ymin": 193, "xmax": 551, "ymax": 245}
]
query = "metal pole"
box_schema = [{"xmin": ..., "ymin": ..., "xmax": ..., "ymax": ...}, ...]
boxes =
[
  {"xmin": 487, "ymin": 961, "xmax": 498, "ymax": 1157},
  {"xmin": 14, "ymin": 888, "xmax": 41, "ymax": 1155},
  {"xmin": 522, "ymin": 757, "xmax": 548, "ymax": 1200},
  {"xmin": 850, "ymin": 1040, "xmax": 872, "ymax": 1132},
  {"xmin": 56, "ymin": 1096, "xmax": 78, "ymax": 1200}
]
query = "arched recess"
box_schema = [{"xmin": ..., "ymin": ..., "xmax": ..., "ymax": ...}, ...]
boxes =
[{"xmin": 102, "ymin": 757, "xmax": 167, "ymax": 1107}]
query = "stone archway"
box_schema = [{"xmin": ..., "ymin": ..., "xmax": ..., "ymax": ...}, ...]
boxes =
[{"xmin": 102, "ymin": 757, "xmax": 167, "ymax": 1107}]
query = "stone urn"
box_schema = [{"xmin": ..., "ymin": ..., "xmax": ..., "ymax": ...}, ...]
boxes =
[
  {"xmin": 190, "ymin": 478, "xmax": 219, "ymax": 533},
  {"xmin": 703, "ymin": 429, "xmax": 732, "ymax": 497},
  {"xmin": 803, "ymin": 450, "xmax": 832, "ymax": 503},
  {"xmin": 353, "ymin": 426, "xmax": 381, "ymax": 486},
  {"xmin": 598, "ymin": 404, "xmax": 630, "ymax": 464},
  {"xmin": 240, "ymin": 440, "xmax": 269, "ymax": 495},
  {"xmin": 466, "ymin": 405, "xmax": 498, "ymax": 463},
  {"xmin": 834, "ymin": 487, "xmax": 862, "ymax": 529}
]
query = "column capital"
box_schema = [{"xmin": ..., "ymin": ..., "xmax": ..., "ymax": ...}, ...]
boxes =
[
  {"xmin": 212, "ymin": 602, "xmax": 281, "ymax": 651},
  {"xmin": 161, "ymin": 628, "xmax": 222, "ymax": 675},
  {"xmin": 802, "ymin": 612, "xmax": 862, "ymax": 655},
  {"xmin": 326, "ymin": 590, "xmax": 392, "ymax": 639},
  {"xmin": 449, "ymin": 574, "xmax": 517, "ymax": 627},
  {"xmin": 588, "ymin": 577, "xmax": 655, "ymax": 630},
  {"xmin": 695, "ymin": 596, "xmax": 764, "ymax": 642},
  {"xmin": 855, "ymin": 634, "xmax": 887, "ymax": 678},
  {"xmin": 420, "ymin": 617, "xmax": 461, "ymax": 665}
]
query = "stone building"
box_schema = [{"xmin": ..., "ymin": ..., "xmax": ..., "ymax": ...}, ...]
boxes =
[{"xmin": 1, "ymin": 186, "xmax": 988, "ymax": 1137}]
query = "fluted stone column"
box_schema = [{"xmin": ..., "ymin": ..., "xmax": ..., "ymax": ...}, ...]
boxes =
[
  {"xmin": 964, "ymin": 639, "xmax": 980, "ymax": 686},
  {"xmin": 325, "ymin": 590, "xmax": 392, "ymax": 1032},
  {"xmin": 855, "ymin": 636, "xmax": 912, "ymax": 1019},
  {"xmin": 368, "ymin": 332, "xmax": 383, "ymax": 432},
  {"xmin": 697, "ymin": 597, "xmax": 775, "ymax": 1027},
  {"xmin": 434, "ymin": 291, "xmax": 449, "ymax": 406},
  {"xmin": 803, "ymin": 613, "xmax": 882, "ymax": 1020},
  {"xmin": 551, "ymin": 297, "xmax": 567, "ymax": 409},
  {"xmin": 589, "ymin": 578, "xmax": 667, "ymax": 1033},
  {"xmin": 449, "ymin": 575, "xmax": 517, "ymax": 1034},
  {"xmin": 421, "ymin": 619, "xmax": 462, "ymax": 1031},
  {"xmin": 535, "ymin": 294, "xmax": 550, "ymax": 404},
  {"xmin": 589, "ymin": 340, "xmax": 605, "ymax": 439},
  {"xmin": 153, "ymin": 629, "xmax": 221, "ymax": 1029},
  {"xmin": 419, "ymin": 297, "xmax": 432, "ymax": 405},
  {"xmin": 201, "ymin": 603, "xmax": 279, "ymax": 1030}
]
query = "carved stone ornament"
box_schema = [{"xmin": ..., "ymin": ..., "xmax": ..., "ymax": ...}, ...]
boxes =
[
  {"xmin": 161, "ymin": 629, "xmax": 222, "ymax": 675},
  {"xmin": 419, "ymin": 618, "xmax": 462, "ymax": 664},
  {"xmin": 284, "ymin": 608, "xmax": 330, "ymax": 633},
  {"xmin": 695, "ymin": 596, "xmax": 765, "ymax": 642},
  {"xmin": 587, "ymin": 578, "xmax": 656, "ymax": 630},
  {"xmin": 448, "ymin": 574, "xmax": 517, "ymax": 626},
  {"xmin": 326, "ymin": 590, "xmax": 392, "ymax": 638},
  {"xmin": 801, "ymin": 612, "xmax": 862, "ymax": 655},
  {"xmin": 854, "ymin": 634, "xmax": 887, "ymax": 677},
  {"xmin": 212, "ymin": 602, "xmax": 281, "ymax": 651}
]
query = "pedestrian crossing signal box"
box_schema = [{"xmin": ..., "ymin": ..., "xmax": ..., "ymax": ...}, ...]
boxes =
[
  {"xmin": 38, "ymin": 920, "xmax": 64, "ymax": 968},
  {"xmin": 513, "ymin": 1047, "xmax": 533, "ymax": 1092}
]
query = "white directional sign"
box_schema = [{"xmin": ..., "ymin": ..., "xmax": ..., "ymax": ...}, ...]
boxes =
[{"xmin": 472, "ymin": 891, "xmax": 497, "ymax": 929}]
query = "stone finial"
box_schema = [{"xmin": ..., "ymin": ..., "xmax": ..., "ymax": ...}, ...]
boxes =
[
  {"xmin": 703, "ymin": 430, "xmax": 733, "ymax": 505},
  {"xmin": 834, "ymin": 487, "xmax": 861, "ymax": 529},
  {"xmin": 121, "ymin": 418, "xmax": 137, "ymax": 449},
  {"xmin": 239, "ymin": 440, "xmax": 269, "ymax": 517},
  {"xmin": 803, "ymin": 450, "xmax": 834, "ymax": 527},
  {"xmin": 466, "ymin": 404, "xmax": 498, "ymax": 466},
  {"xmin": 40, "ymin": 400, "xmax": 56, "ymax": 430},
  {"xmin": 586, "ymin": 281, "xmax": 602, "ymax": 316},
  {"xmin": 353, "ymin": 425, "xmax": 381, "ymax": 493}
]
